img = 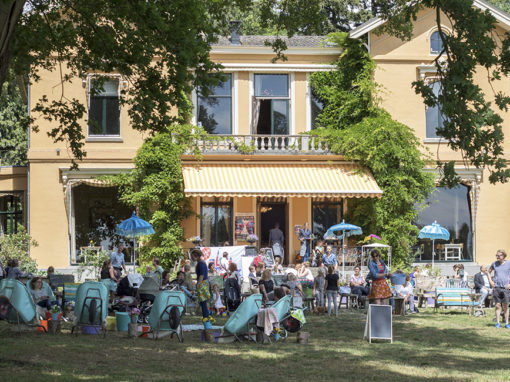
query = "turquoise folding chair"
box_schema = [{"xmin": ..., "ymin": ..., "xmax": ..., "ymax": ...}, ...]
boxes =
[
  {"xmin": 147, "ymin": 290, "xmax": 186, "ymax": 342},
  {"xmin": 221, "ymin": 293, "xmax": 262, "ymax": 342},
  {"xmin": 0, "ymin": 279, "xmax": 46, "ymax": 332},
  {"xmin": 71, "ymin": 281, "xmax": 108, "ymax": 337}
]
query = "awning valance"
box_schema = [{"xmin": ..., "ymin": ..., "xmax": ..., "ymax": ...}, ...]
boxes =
[{"xmin": 182, "ymin": 163, "xmax": 382, "ymax": 198}]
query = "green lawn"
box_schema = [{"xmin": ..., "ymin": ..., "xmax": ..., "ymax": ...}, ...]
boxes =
[{"xmin": 0, "ymin": 308, "xmax": 509, "ymax": 381}]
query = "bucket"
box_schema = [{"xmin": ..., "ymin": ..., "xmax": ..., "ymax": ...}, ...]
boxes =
[
  {"xmin": 37, "ymin": 320, "xmax": 48, "ymax": 332},
  {"xmin": 297, "ymin": 331, "xmax": 310, "ymax": 344},
  {"xmin": 81, "ymin": 325, "xmax": 101, "ymax": 335},
  {"xmin": 106, "ymin": 316, "xmax": 117, "ymax": 331},
  {"xmin": 51, "ymin": 313, "xmax": 60, "ymax": 321},
  {"xmin": 115, "ymin": 312, "xmax": 130, "ymax": 332}
]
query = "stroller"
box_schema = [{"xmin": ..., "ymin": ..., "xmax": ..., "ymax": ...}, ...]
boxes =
[
  {"xmin": 224, "ymin": 277, "xmax": 241, "ymax": 313},
  {"xmin": 138, "ymin": 275, "xmax": 161, "ymax": 323},
  {"xmin": 0, "ymin": 279, "xmax": 46, "ymax": 332},
  {"xmin": 111, "ymin": 273, "xmax": 144, "ymax": 314},
  {"xmin": 71, "ymin": 281, "xmax": 109, "ymax": 337}
]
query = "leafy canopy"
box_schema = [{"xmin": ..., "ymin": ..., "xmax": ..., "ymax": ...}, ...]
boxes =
[{"xmin": 310, "ymin": 33, "xmax": 435, "ymax": 265}]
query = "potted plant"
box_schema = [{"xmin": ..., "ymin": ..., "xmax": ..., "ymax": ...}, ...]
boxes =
[
  {"xmin": 50, "ymin": 304, "xmax": 61, "ymax": 321},
  {"xmin": 129, "ymin": 307, "xmax": 140, "ymax": 324},
  {"xmin": 187, "ymin": 236, "xmax": 202, "ymax": 247},
  {"xmin": 245, "ymin": 234, "xmax": 258, "ymax": 244}
]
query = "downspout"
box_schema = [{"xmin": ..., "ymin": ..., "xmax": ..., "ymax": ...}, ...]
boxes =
[{"xmin": 26, "ymin": 75, "xmax": 31, "ymax": 250}]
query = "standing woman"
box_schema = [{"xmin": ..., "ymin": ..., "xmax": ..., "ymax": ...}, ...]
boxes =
[
  {"xmin": 190, "ymin": 250, "xmax": 214, "ymax": 324},
  {"xmin": 367, "ymin": 250, "xmax": 392, "ymax": 305},
  {"xmin": 298, "ymin": 222, "xmax": 312, "ymax": 263},
  {"xmin": 100, "ymin": 259, "xmax": 119, "ymax": 304}
]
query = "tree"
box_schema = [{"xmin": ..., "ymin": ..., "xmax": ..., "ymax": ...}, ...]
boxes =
[
  {"xmin": 310, "ymin": 33, "xmax": 435, "ymax": 265},
  {"xmin": 0, "ymin": 0, "xmax": 323, "ymax": 167},
  {"xmin": 0, "ymin": 72, "xmax": 28, "ymax": 166},
  {"xmin": 376, "ymin": 0, "xmax": 510, "ymax": 185}
]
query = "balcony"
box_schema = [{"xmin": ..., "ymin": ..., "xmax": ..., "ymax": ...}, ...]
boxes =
[{"xmin": 195, "ymin": 135, "xmax": 330, "ymax": 155}]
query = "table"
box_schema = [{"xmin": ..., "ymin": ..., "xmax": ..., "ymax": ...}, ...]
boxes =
[{"xmin": 392, "ymin": 296, "xmax": 406, "ymax": 316}]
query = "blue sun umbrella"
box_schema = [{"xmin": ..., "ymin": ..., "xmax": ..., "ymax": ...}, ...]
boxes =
[
  {"xmin": 116, "ymin": 212, "xmax": 155, "ymax": 271},
  {"xmin": 324, "ymin": 220, "xmax": 363, "ymax": 279},
  {"xmin": 418, "ymin": 221, "xmax": 450, "ymax": 268}
]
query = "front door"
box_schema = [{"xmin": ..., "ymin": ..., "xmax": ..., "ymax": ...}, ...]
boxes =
[{"xmin": 259, "ymin": 202, "xmax": 287, "ymax": 263}]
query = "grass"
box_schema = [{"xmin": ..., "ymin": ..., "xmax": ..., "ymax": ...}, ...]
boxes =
[{"xmin": 1, "ymin": 308, "xmax": 509, "ymax": 381}]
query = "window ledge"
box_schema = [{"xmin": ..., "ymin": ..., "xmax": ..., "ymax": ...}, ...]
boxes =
[
  {"xmin": 424, "ymin": 138, "xmax": 447, "ymax": 144},
  {"xmin": 86, "ymin": 136, "xmax": 123, "ymax": 143}
]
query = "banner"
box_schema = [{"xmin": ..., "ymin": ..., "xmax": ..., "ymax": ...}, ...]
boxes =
[
  {"xmin": 199, "ymin": 246, "xmax": 248, "ymax": 277},
  {"xmin": 235, "ymin": 213, "xmax": 255, "ymax": 240}
]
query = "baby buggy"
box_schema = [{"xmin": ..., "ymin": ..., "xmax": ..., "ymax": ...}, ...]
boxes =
[
  {"xmin": 138, "ymin": 275, "xmax": 161, "ymax": 323},
  {"xmin": 224, "ymin": 277, "xmax": 241, "ymax": 313}
]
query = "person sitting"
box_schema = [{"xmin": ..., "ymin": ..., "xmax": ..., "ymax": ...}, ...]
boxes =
[
  {"xmin": 395, "ymin": 274, "xmax": 416, "ymax": 314},
  {"xmin": 474, "ymin": 265, "xmax": 492, "ymax": 307},
  {"xmin": 313, "ymin": 269, "xmax": 326, "ymax": 308},
  {"xmin": 252, "ymin": 251, "xmax": 265, "ymax": 268},
  {"xmin": 5, "ymin": 259, "xmax": 30, "ymax": 280},
  {"xmin": 312, "ymin": 240, "xmax": 325, "ymax": 267},
  {"xmin": 208, "ymin": 262, "xmax": 218, "ymax": 276},
  {"xmin": 248, "ymin": 265, "xmax": 259, "ymax": 293},
  {"xmin": 350, "ymin": 266, "xmax": 368, "ymax": 308},
  {"xmin": 166, "ymin": 271, "xmax": 193, "ymax": 299},
  {"xmin": 259, "ymin": 269, "xmax": 275, "ymax": 303},
  {"xmin": 284, "ymin": 264, "xmax": 298, "ymax": 279},
  {"xmin": 161, "ymin": 270, "xmax": 171, "ymax": 288},
  {"xmin": 255, "ymin": 262, "xmax": 265, "ymax": 278},
  {"xmin": 272, "ymin": 256, "xmax": 283, "ymax": 275},
  {"xmin": 455, "ymin": 263, "xmax": 469, "ymax": 287},
  {"xmin": 322, "ymin": 245, "xmax": 338, "ymax": 271},
  {"xmin": 29, "ymin": 277, "xmax": 57, "ymax": 310},
  {"xmin": 100, "ymin": 259, "xmax": 119, "ymax": 304},
  {"xmin": 227, "ymin": 262, "xmax": 241, "ymax": 285},
  {"xmin": 298, "ymin": 261, "xmax": 314, "ymax": 282}
]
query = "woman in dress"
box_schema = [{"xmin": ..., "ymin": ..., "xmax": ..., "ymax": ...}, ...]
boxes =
[
  {"xmin": 190, "ymin": 249, "xmax": 214, "ymax": 324},
  {"xmin": 367, "ymin": 250, "xmax": 392, "ymax": 305}
]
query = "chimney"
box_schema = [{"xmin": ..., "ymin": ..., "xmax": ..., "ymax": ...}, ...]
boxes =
[{"xmin": 230, "ymin": 21, "xmax": 241, "ymax": 46}]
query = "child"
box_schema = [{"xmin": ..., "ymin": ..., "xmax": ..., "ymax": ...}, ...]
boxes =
[
  {"xmin": 248, "ymin": 265, "xmax": 259, "ymax": 294},
  {"xmin": 313, "ymin": 268, "xmax": 326, "ymax": 307},
  {"xmin": 5, "ymin": 259, "xmax": 29, "ymax": 280},
  {"xmin": 29, "ymin": 277, "xmax": 54, "ymax": 310},
  {"xmin": 211, "ymin": 283, "xmax": 225, "ymax": 316},
  {"xmin": 183, "ymin": 264, "xmax": 194, "ymax": 290}
]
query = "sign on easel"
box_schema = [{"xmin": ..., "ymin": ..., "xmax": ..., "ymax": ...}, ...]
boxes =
[{"xmin": 363, "ymin": 304, "xmax": 392, "ymax": 343}]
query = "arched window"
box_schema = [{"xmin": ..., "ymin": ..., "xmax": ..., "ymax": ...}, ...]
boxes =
[{"xmin": 430, "ymin": 31, "xmax": 444, "ymax": 54}]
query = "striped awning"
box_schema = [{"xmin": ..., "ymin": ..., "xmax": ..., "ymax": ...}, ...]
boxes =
[{"xmin": 182, "ymin": 163, "xmax": 382, "ymax": 198}]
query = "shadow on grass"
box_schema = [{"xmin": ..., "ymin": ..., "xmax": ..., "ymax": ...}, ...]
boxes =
[{"xmin": 0, "ymin": 310, "xmax": 509, "ymax": 381}]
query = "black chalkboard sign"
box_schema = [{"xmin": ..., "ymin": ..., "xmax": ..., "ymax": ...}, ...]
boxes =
[
  {"xmin": 364, "ymin": 304, "xmax": 392, "ymax": 343},
  {"xmin": 49, "ymin": 274, "xmax": 75, "ymax": 289},
  {"xmin": 244, "ymin": 246, "xmax": 258, "ymax": 257}
]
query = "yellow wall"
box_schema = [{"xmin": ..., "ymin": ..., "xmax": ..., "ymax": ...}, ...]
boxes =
[
  {"xmin": 370, "ymin": 7, "xmax": 510, "ymax": 266},
  {"xmin": 0, "ymin": 167, "xmax": 27, "ymax": 191}
]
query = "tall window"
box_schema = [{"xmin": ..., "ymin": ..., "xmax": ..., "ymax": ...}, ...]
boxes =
[
  {"xmin": 430, "ymin": 31, "xmax": 444, "ymax": 55},
  {"xmin": 0, "ymin": 194, "xmax": 23, "ymax": 235},
  {"xmin": 425, "ymin": 81, "xmax": 445, "ymax": 139},
  {"xmin": 253, "ymin": 74, "xmax": 289, "ymax": 135},
  {"xmin": 415, "ymin": 185, "xmax": 473, "ymax": 261},
  {"xmin": 312, "ymin": 202, "xmax": 342, "ymax": 241},
  {"xmin": 198, "ymin": 74, "xmax": 232, "ymax": 134},
  {"xmin": 72, "ymin": 184, "xmax": 131, "ymax": 263},
  {"xmin": 310, "ymin": 86, "xmax": 324, "ymax": 129},
  {"xmin": 200, "ymin": 198, "xmax": 233, "ymax": 246},
  {"xmin": 88, "ymin": 78, "xmax": 120, "ymax": 136}
]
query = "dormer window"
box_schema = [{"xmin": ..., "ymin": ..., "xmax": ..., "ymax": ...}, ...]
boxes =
[{"xmin": 430, "ymin": 31, "xmax": 444, "ymax": 55}]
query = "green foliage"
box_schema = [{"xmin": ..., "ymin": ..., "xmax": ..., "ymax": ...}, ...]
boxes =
[
  {"xmin": 377, "ymin": 0, "xmax": 510, "ymax": 185},
  {"xmin": 76, "ymin": 249, "xmax": 110, "ymax": 281},
  {"xmin": 310, "ymin": 33, "xmax": 435, "ymax": 265},
  {"xmin": 110, "ymin": 124, "xmax": 207, "ymax": 269},
  {"xmin": 0, "ymin": 225, "xmax": 38, "ymax": 274},
  {"xmin": 0, "ymin": 73, "xmax": 28, "ymax": 166}
]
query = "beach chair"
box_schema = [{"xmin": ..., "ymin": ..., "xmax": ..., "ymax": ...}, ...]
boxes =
[
  {"xmin": 71, "ymin": 281, "xmax": 108, "ymax": 337},
  {"xmin": 220, "ymin": 293, "xmax": 262, "ymax": 342},
  {"xmin": 147, "ymin": 290, "xmax": 186, "ymax": 342},
  {"xmin": 64, "ymin": 282, "xmax": 81, "ymax": 304},
  {"xmin": 0, "ymin": 279, "xmax": 46, "ymax": 332}
]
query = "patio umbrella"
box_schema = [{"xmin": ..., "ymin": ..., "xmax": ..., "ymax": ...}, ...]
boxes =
[
  {"xmin": 418, "ymin": 221, "xmax": 450, "ymax": 268},
  {"xmin": 324, "ymin": 220, "xmax": 363, "ymax": 279},
  {"xmin": 116, "ymin": 211, "xmax": 155, "ymax": 271}
]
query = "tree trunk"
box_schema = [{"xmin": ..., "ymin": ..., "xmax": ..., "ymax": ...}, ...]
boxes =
[{"xmin": 0, "ymin": 0, "xmax": 25, "ymax": 89}]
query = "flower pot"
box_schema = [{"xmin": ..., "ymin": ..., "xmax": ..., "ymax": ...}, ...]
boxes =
[
  {"xmin": 51, "ymin": 313, "xmax": 60, "ymax": 321},
  {"xmin": 128, "ymin": 323, "xmax": 138, "ymax": 338}
]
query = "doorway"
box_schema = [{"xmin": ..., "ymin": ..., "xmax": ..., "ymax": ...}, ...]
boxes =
[{"xmin": 259, "ymin": 202, "xmax": 287, "ymax": 263}]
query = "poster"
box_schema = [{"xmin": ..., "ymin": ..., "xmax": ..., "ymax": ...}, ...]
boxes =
[
  {"xmin": 199, "ymin": 245, "xmax": 247, "ymax": 277},
  {"xmin": 235, "ymin": 213, "xmax": 255, "ymax": 240}
]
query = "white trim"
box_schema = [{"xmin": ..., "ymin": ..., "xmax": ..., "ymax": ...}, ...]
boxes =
[
  {"xmin": 191, "ymin": 88, "xmax": 197, "ymax": 126},
  {"xmin": 290, "ymin": 73, "xmax": 295, "ymax": 135},
  {"xmin": 305, "ymin": 73, "xmax": 311, "ymax": 132},
  {"xmin": 233, "ymin": 72, "xmax": 239, "ymax": 135},
  {"xmin": 249, "ymin": 73, "xmax": 254, "ymax": 134},
  {"xmin": 423, "ymin": 138, "xmax": 447, "ymax": 144},
  {"xmin": 220, "ymin": 63, "xmax": 336, "ymax": 72},
  {"xmin": 185, "ymin": 189, "xmax": 383, "ymax": 194},
  {"xmin": 85, "ymin": 136, "xmax": 124, "ymax": 143},
  {"xmin": 211, "ymin": 47, "xmax": 341, "ymax": 55},
  {"xmin": 350, "ymin": 1, "xmax": 510, "ymax": 40},
  {"xmin": 86, "ymin": 74, "xmax": 123, "ymax": 138}
]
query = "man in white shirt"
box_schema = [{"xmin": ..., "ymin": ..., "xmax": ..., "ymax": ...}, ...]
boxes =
[
  {"xmin": 220, "ymin": 252, "xmax": 230, "ymax": 275},
  {"xmin": 474, "ymin": 265, "xmax": 492, "ymax": 307},
  {"xmin": 110, "ymin": 243, "xmax": 127, "ymax": 278}
]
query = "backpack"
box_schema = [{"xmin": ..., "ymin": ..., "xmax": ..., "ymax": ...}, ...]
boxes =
[{"xmin": 223, "ymin": 277, "xmax": 240, "ymax": 311}]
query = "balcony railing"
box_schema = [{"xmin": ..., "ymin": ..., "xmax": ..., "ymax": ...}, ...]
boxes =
[{"xmin": 194, "ymin": 135, "xmax": 330, "ymax": 155}]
